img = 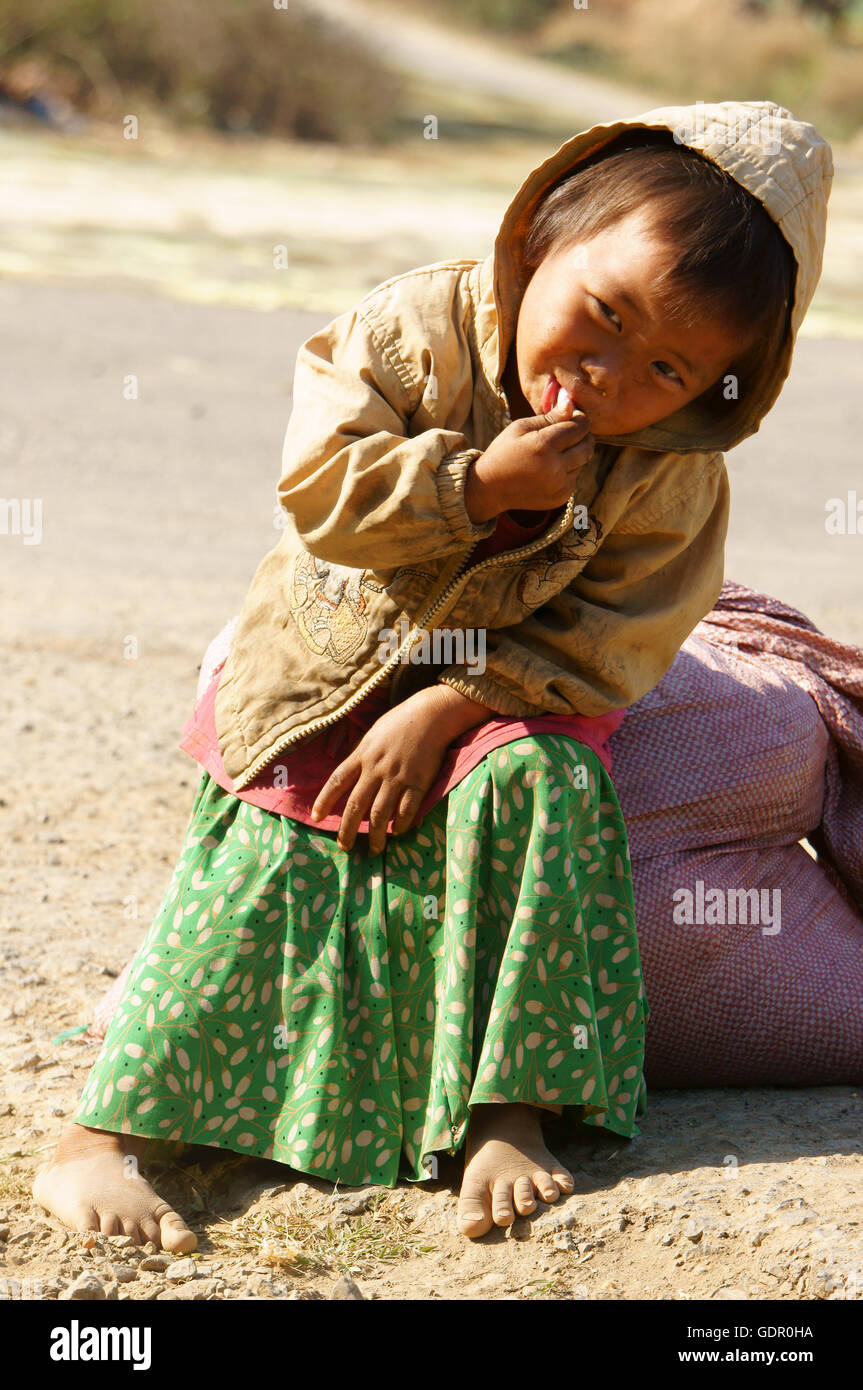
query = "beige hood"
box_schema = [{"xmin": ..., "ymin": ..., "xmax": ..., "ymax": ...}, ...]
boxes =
[{"xmin": 486, "ymin": 99, "xmax": 832, "ymax": 454}]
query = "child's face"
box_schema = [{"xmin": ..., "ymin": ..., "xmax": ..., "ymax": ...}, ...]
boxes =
[{"xmin": 506, "ymin": 205, "xmax": 746, "ymax": 438}]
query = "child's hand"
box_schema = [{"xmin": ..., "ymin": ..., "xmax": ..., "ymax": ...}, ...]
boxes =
[
  {"xmin": 310, "ymin": 689, "xmax": 461, "ymax": 854},
  {"xmin": 465, "ymin": 394, "xmax": 595, "ymax": 522}
]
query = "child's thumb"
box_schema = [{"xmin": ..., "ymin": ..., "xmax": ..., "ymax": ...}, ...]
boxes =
[{"xmin": 539, "ymin": 389, "xmax": 574, "ymax": 424}]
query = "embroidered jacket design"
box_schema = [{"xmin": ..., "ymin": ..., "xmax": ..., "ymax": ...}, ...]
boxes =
[
  {"xmin": 290, "ymin": 553, "xmax": 370, "ymax": 663},
  {"xmin": 516, "ymin": 514, "xmax": 604, "ymax": 608}
]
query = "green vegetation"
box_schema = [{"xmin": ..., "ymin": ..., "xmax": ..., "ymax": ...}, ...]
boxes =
[
  {"xmin": 0, "ymin": 0, "xmax": 402, "ymax": 142},
  {"xmin": 388, "ymin": 0, "xmax": 863, "ymax": 141},
  {"xmin": 2, "ymin": 0, "xmax": 861, "ymax": 144}
]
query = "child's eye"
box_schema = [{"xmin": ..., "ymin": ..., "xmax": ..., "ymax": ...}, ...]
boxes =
[
  {"xmin": 653, "ymin": 360, "xmax": 684, "ymax": 384},
  {"xmin": 593, "ymin": 296, "xmax": 622, "ymax": 331}
]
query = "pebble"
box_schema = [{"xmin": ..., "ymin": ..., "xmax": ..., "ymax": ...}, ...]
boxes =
[
  {"xmin": 683, "ymin": 1219, "xmax": 704, "ymax": 1243},
  {"xmin": 778, "ymin": 1208, "xmax": 817, "ymax": 1227},
  {"xmin": 551, "ymin": 1231, "xmax": 578, "ymax": 1252},
  {"xmin": 532, "ymin": 1201, "xmax": 582, "ymax": 1236},
  {"xmin": 59, "ymin": 1273, "xmax": 106, "ymax": 1302},
  {"xmin": 329, "ymin": 1275, "xmax": 365, "ymax": 1301},
  {"xmin": 714, "ymin": 1286, "xmax": 748, "ymax": 1300},
  {"xmin": 165, "ymin": 1258, "xmax": 198, "ymax": 1281},
  {"xmin": 107, "ymin": 1235, "xmax": 137, "ymax": 1249},
  {"xmin": 330, "ymin": 1189, "xmax": 379, "ymax": 1216},
  {"xmin": 158, "ymin": 1279, "xmax": 221, "ymax": 1301},
  {"xmin": 9, "ymin": 1229, "xmax": 37, "ymax": 1245},
  {"xmin": 247, "ymin": 1274, "xmax": 292, "ymax": 1299},
  {"xmin": 10, "ymin": 1052, "xmax": 41, "ymax": 1073},
  {"xmin": 111, "ymin": 1265, "xmax": 138, "ymax": 1284},
  {"xmin": 0, "ymin": 1227, "xmax": 10, "ymax": 1242},
  {"xmin": 813, "ymin": 1269, "xmax": 842, "ymax": 1296},
  {"xmin": 40, "ymin": 1278, "xmax": 68, "ymax": 1300},
  {"xmin": 139, "ymin": 1254, "xmax": 172, "ymax": 1272}
]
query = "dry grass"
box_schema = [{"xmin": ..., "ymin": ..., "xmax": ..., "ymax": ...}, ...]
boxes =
[
  {"xmin": 208, "ymin": 1191, "xmax": 436, "ymax": 1277},
  {"xmin": 535, "ymin": 0, "xmax": 863, "ymax": 140},
  {"xmin": 0, "ymin": 1168, "xmax": 31, "ymax": 1200}
]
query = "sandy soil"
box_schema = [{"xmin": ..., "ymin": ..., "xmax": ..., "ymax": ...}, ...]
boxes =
[{"xmin": 1, "ymin": 282, "xmax": 862, "ymax": 1303}]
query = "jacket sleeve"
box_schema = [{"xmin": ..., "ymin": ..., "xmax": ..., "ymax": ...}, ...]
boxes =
[
  {"xmin": 435, "ymin": 459, "xmax": 730, "ymax": 717},
  {"xmin": 276, "ymin": 299, "xmax": 497, "ymax": 569}
]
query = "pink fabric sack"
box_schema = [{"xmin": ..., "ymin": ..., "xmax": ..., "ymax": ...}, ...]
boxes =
[{"xmin": 610, "ymin": 580, "xmax": 863, "ymax": 1086}]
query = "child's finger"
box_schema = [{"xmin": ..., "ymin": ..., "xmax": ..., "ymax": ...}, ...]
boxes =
[
  {"xmin": 524, "ymin": 391, "xmax": 589, "ymax": 434},
  {"xmin": 392, "ymin": 786, "xmax": 424, "ymax": 836},
  {"xmin": 311, "ymin": 758, "xmax": 359, "ymax": 821},
  {"xmin": 366, "ymin": 784, "xmax": 401, "ymax": 855},
  {"xmin": 543, "ymin": 422, "xmax": 594, "ymax": 456},
  {"xmin": 336, "ymin": 778, "xmax": 379, "ymax": 851}
]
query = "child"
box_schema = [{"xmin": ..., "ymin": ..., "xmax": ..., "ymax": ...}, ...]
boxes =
[{"xmin": 35, "ymin": 100, "xmax": 831, "ymax": 1251}]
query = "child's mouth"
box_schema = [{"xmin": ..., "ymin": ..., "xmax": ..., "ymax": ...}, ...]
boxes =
[{"xmin": 541, "ymin": 373, "xmax": 580, "ymax": 416}]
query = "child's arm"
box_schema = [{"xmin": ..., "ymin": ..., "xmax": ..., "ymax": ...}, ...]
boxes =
[
  {"xmin": 437, "ymin": 455, "xmax": 731, "ymax": 720},
  {"xmin": 277, "ymin": 282, "xmax": 499, "ymax": 570}
]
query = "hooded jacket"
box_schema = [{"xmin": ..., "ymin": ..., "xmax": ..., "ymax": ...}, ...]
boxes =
[{"xmin": 215, "ymin": 99, "xmax": 832, "ymax": 791}]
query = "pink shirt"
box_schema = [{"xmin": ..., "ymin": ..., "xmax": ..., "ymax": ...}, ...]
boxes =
[{"xmin": 179, "ymin": 510, "xmax": 625, "ymax": 833}]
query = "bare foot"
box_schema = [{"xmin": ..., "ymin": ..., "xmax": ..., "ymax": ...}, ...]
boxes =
[
  {"xmin": 33, "ymin": 1124, "xmax": 197, "ymax": 1253},
  {"xmin": 457, "ymin": 1103, "xmax": 575, "ymax": 1238}
]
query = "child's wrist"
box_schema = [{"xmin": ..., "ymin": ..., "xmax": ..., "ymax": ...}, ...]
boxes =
[
  {"xmin": 416, "ymin": 682, "xmax": 496, "ymax": 738},
  {"xmin": 465, "ymin": 455, "xmax": 503, "ymax": 524}
]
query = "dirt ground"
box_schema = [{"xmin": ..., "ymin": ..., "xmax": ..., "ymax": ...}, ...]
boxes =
[{"xmin": 2, "ymin": 273, "xmax": 862, "ymax": 1303}]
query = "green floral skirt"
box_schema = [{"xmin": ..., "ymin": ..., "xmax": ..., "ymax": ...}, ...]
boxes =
[{"xmin": 75, "ymin": 735, "xmax": 649, "ymax": 1186}]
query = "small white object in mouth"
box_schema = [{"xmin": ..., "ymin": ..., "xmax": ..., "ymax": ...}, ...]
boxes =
[{"xmin": 556, "ymin": 386, "xmax": 572, "ymax": 409}]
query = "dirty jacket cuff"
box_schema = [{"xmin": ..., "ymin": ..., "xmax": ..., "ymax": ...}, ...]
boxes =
[
  {"xmin": 436, "ymin": 449, "xmax": 497, "ymax": 548},
  {"xmin": 435, "ymin": 667, "xmax": 545, "ymax": 718}
]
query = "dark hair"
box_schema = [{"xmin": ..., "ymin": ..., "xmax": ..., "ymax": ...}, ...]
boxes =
[{"xmin": 523, "ymin": 131, "xmax": 796, "ymax": 415}]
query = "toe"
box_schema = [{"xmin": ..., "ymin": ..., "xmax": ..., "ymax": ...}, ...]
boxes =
[
  {"xmin": 491, "ymin": 1178, "xmax": 516, "ymax": 1228},
  {"xmin": 73, "ymin": 1205, "xmax": 101, "ymax": 1233},
  {"xmin": 532, "ymin": 1171, "xmax": 561, "ymax": 1204},
  {"xmin": 457, "ymin": 1174, "xmax": 494, "ymax": 1238},
  {"xmin": 551, "ymin": 1165, "xmax": 575, "ymax": 1194},
  {"xmin": 100, "ymin": 1212, "xmax": 123, "ymax": 1237},
  {"xmin": 158, "ymin": 1210, "xmax": 197, "ymax": 1254},
  {"xmin": 139, "ymin": 1216, "xmax": 163, "ymax": 1248},
  {"xmin": 512, "ymin": 1175, "xmax": 537, "ymax": 1216}
]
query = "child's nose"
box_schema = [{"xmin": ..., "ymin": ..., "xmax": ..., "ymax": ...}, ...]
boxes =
[{"xmin": 579, "ymin": 359, "xmax": 613, "ymax": 399}]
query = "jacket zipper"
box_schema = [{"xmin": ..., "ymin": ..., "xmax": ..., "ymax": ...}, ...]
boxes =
[{"xmin": 233, "ymin": 494, "xmax": 577, "ymax": 788}]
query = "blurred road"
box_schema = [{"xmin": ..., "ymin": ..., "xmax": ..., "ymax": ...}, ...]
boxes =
[{"xmin": 307, "ymin": 0, "xmax": 657, "ymax": 124}]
